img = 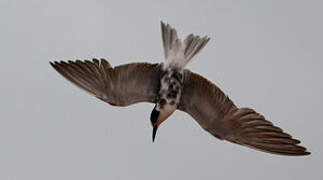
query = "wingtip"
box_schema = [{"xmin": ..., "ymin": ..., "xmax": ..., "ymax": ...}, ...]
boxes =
[
  {"xmin": 204, "ymin": 36, "xmax": 211, "ymax": 42},
  {"xmin": 49, "ymin": 61, "xmax": 59, "ymax": 68},
  {"xmin": 49, "ymin": 59, "xmax": 111, "ymax": 67},
  {"xmin": 160, "ymin": 20, "xmax": 167, "ymax": 26},
  {"xmin": 303, "ymin": 151, "xmax": 311, "ymax": 156}
]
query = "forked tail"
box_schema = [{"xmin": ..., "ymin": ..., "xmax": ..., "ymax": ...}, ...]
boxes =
[{"xmin": 160, "ymin": 21, "xmax": 210, "ymax": 69}]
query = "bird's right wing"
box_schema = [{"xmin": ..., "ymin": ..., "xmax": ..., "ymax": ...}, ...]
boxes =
[
  {"xmin": 50, "ymin": 59, "xmax": 162, "ymax": 106},
  {"xmin": 178, "ymin": 70, "xmax": 310, "ymax": 156}
]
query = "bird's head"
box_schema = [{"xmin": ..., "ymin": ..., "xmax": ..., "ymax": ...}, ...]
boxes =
[{"xmin": 150, "ymin": 105, "xmax": 175, "ymax": 142}]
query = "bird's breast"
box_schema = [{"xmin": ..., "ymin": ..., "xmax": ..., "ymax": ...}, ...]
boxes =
[{"xmin": 156, "ymin": 68, "xmax": 183, "ymax": 112}]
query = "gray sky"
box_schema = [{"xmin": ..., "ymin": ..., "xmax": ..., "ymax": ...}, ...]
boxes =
[{"xmin": 0, "ymin": 0, "xmax": 322, "ymax": 179}]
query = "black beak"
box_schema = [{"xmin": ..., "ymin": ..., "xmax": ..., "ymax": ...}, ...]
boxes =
[
  {"xmin": 150, "ymin": 106, "xmax": 159, "ymax": 125},
  {"xmin": 150, "ymin": 106, "xmax": 160, "ymax": 142},
  {"xmin": 152, "ymin": 125, "xmax": 158, "ymax": 142}
]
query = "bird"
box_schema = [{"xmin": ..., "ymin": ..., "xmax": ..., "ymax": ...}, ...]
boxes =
[{"xmin": 50, "ymin": 21, "xmax": 310, "ymax": 156}]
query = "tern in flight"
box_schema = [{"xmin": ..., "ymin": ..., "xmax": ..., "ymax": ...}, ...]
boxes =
[{"xmin": 50, "ymin": 21, "xmax": 310, "ymax": 156}]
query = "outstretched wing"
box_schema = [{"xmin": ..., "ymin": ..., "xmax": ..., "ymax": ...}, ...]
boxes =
[
  {"xmin": 178, "ymin": 70, "xmax": 310, "ymax": 156},
  {"xmin": 50, "ymin": 59, "xmax": 162, "ymax": 106}
]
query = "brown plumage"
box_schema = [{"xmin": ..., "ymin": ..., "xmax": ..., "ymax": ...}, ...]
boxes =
[
  {"xmin": 50, "ymin": 59, "xmax": 162, "ymax": 106},
  {"xmin": 179, "ymin": 71, "xmax": 310, "ymax": 156},
  {"xmin": 50, "ymin": 21, "xmax": 310, "ymax": 156},
  {"xmin": 50, "ymin": 59, "xmax": 310, "ymax": 156}
]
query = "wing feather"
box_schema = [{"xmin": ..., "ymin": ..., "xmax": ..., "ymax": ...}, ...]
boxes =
[
  {"xmin": 178, "ymin": 70, "xmax": 310, "ymax": 156},
  {"xmin": 50, "ymin": 59, "xmax": 162, "ymax": 106}
]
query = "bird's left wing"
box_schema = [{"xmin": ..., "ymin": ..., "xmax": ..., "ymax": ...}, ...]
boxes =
[
  {"xmin": 50, "ymin": 59, "xmax": 162, "ymax": 106},
  {"xmin": 178, "ymin": 70, "xmax": 310, "ymax": 156}
]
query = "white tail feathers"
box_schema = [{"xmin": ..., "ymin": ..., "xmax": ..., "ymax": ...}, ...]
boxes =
[{"xmin": 161, "ymin": 21, "xmax": 210, "ymax": 69}]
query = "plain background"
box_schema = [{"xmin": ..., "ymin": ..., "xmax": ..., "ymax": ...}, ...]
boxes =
[{"xmin": 1, "ymin": 0, "xmax": 322, "ymax": 179}]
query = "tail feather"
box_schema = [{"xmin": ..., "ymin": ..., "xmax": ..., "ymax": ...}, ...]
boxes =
[
  {"xmin": 184, "ymin": 34, "xmax": 210, "ymax": 62},
  {"xmin": 160, "ymin": 21, "xmax": 210, "ymax": 69},
  {"xmin": 161, "ymin": 22, "xmax": 179, "ymax": 59}
]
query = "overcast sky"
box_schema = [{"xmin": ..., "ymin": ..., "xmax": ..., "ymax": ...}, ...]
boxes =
[{"xmin": 0, "ymin": 0, "xmax": 322, "ymax": 179}]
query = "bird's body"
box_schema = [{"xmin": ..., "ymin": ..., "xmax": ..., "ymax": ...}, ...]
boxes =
[
  {"xmin": 151, "ymin": 66, "xmax": 184, "ymax": 140},
  {"xmin": 50, "ymin": 21, "xmax": 310, "ymax": 156},
  {"xmin": 154, "ymin": 67, "xmax": 183, "ymax": 124}
]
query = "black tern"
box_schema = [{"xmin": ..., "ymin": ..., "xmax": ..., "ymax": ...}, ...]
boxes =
[{"xmin": 50, "ymin": 21, "xmax": 310, "ymax": 156}]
